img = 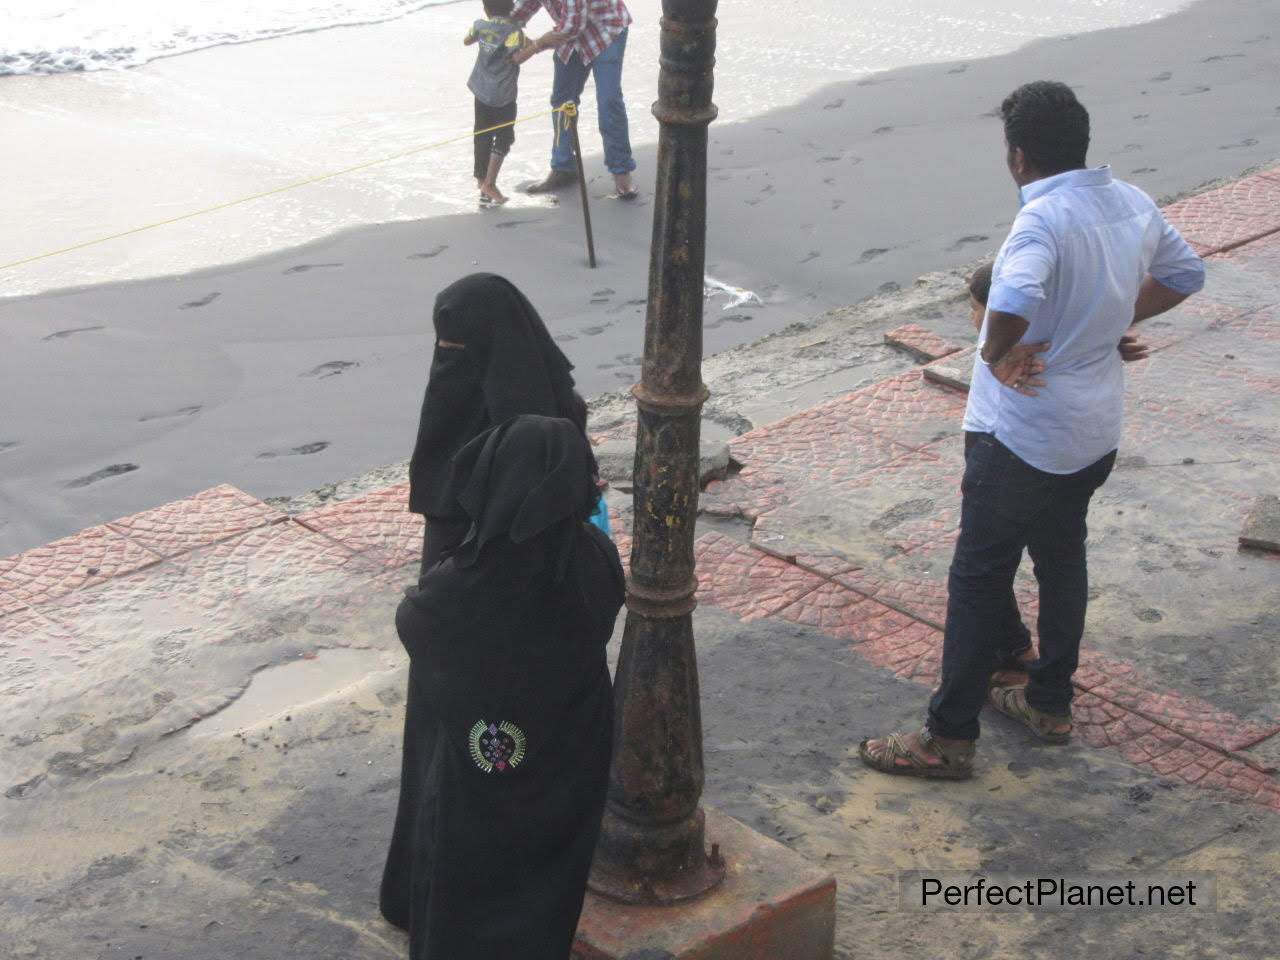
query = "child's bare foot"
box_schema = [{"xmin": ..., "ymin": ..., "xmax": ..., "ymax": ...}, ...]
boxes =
[{"xmin": 479, "ymin": 183, "xmax": 508, "ymax": 205}]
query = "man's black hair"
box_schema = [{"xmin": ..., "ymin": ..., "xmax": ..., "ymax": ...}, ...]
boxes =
[
  {"xmin": 968, "ymin": 262, "xmax": 993, "ymax": 306},
  {"xmin": 484, "ymin": 0, "xmax": 515, "ymax": 16},
  {"xmin": 1000, "ymin": 81, "xmax": 1090, "ymax": 175}
]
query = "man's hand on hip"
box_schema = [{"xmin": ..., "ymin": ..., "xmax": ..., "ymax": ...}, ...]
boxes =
[
  {"xmin": 1118, "ymin": 328, "xmax": 1150, "ymax": 363},
  {"xmin": 991, "ymin": 341, "xmax": 1050, "ymax": 396}
]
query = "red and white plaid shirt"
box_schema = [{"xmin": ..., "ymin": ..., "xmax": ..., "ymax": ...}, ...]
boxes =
[{"xmin": 512, "ymin": 0, "xmax": 633, "ymax": 66}]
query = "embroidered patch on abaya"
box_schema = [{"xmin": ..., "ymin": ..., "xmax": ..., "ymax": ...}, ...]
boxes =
[{"xmin": 468, "ymin": 720, "xmax": 527, "ymax": 773}]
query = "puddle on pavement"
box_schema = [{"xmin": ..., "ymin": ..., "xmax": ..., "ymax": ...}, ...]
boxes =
[{"xmin": 194, "ymin": 648, "xmax": 393, "ymax": 738}]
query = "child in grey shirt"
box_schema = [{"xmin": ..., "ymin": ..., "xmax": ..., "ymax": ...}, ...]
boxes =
[{"xmin": 465, "ymin": 0, "xmax": 541, "ymax": 205}]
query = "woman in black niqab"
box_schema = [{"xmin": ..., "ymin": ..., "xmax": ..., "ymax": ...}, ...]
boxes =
[
  {"xmin": 383, "ymin": 275, "xmax": 587, "ymax": 931},
  {"xmin": 408, "ymin": 272, "xmax": 582, "ymax": 569},
  {"xmin": 390, "ymin": 415, "xmax": 624, "ymax": 960}
]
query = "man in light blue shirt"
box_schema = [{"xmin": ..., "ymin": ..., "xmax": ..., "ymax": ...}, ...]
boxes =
[{"xmin": 861, "ymin": 81, "xmax": 1204, "ymax": 779}]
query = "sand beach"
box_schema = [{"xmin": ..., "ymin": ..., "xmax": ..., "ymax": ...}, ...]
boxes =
[{"xmin": 1, "ymin": 0, "xmax": 1277, "ymax": 555}]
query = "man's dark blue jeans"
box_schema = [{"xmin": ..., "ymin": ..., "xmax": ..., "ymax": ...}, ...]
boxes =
[{"xmin": 926, "ymin": 432, "xmax": 1116, "ymax": 742}]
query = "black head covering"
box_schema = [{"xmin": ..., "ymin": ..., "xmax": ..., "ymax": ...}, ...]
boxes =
[
  {"xmin": 389, "ymin": 414, "xmax": 624, "ymax": 957},
  {"xmin": 408, "ymin": 273, "xmax": 580, "ymax": 517},
  {"xmin": 447, "ymin": 415, "xmax": 597, "ymax": 571}
]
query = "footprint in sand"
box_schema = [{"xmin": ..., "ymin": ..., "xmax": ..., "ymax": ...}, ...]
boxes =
[
  {"xmin": 580, "ymin": 325, "xmax": 608, "ymax": 336},
  {"xmin": 1181, "ymin": 85, "xmax": 1211, "ymax": 96},
  {"xmin": 948, "ymin": 235, "xmax": 989, "ymax": 252},
  {"xmin": 180, "ymin": 292, "xmax": 221, "ymax": 309},
  {"xmin": 878, "ymin": 281, "xmax": 901, "ymax": 294},
  {"xmin": 705, "ymin": 313, "xmax": 753, "ymax": 331},
  {"xmin": 860, "ymin": 248, "xmax": 889, "ymax": 263},
  {"xmin": 873, "ymin": 126, "xmax": 895, "ymax": 135},
  {"xmin": 979, "ymin": 107, "xmax": 1001, "ymax": 119},
  {"xmin": 948, "ymin": 64, "xmax": 968, "ymax": 75},
  {"xmin": 799, "ymin": 251, "xmax": 820, "ymax": 264},
  {"xmin": 1219, "ymin": 138, "xmax": 1259, "ymax": 150},
  {"xmin": 1132, "ymin": 114, "xmax": 1150, "ymax": 121},
  {"xmin": 137, "ymin": 405, "xmax": 202, "ymax": 423},
  {"xmin": 1149, "ymin": 71, "xmax": 1172, "ymax": 82},
  {"xmin": 408, "ymin": 245, "xmax": 448, "ymax": 259},
  {"xmin": 65, "ymin": 463, "xmax": 139, "ymax": 489},
  {"xmin": 495, "ymin": 219, "xmax": 545, "ymax": 229},
  {"xmin": 823, "ymin": 98, "xmax": 845, "ymax": 110},
  {"xmin": 592, "ymin": 288, "xmax": 615, "ymax": 297},
  {"xmin": 0, "ymin": 441, "xmax": 19, "ymax": 454},
  {"xmin": 257, "ymin": 442, "xmax": 330, "ymax": 459},
  {"xmin": 554, "ymin": 333, "xmax": 578, "ymax": 343},
  {"xmin": 1131, "ymin": 167, "xmax": 1158, "ymax": 174},
  {"xmin": 43, "ymin": 325, "xmax": 104, "ymax": 341},
  {"xmin": 831, "ymin": 199, "xmax": 845, "ymax": 210},
  {"xmin": 283, "ymin": 263, "xmax": 343, "ymax": 274},
  {"xmin": 1203, "ymin": 53, "xmax": 1245, "ymax": 62},
  {"xmin": 302, "ymin": 361, "xmax": 359, "ymax": 378}
]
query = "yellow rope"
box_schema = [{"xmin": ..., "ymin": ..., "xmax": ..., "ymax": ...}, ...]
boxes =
[{"xmin": 0, "ymin": 105, "xmax": 570, "ymax": 274}]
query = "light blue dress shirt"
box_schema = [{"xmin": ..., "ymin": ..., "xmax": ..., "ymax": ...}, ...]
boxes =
[{"xmin": 964, "ymin": 166, "xmax": 1205, "ymax": 474}]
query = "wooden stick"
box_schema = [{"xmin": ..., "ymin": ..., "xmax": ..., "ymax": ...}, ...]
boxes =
[{"xmin": 569, "ymin": 111, "xmax": 597, "ymax": 268}]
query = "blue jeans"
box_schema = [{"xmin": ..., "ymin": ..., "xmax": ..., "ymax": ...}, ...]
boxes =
[
  {"xmin": 550, "ymin": 29, "xmax": 635, "ymax": 175},
  {"xmin": 926, "ymin": 433, "xmax": 1116, "ymax": 741}
]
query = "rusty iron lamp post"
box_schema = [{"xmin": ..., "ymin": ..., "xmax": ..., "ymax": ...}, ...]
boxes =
[{"xmin": 588, "ymin": 0, "xmax": 725, "ymax": 905}]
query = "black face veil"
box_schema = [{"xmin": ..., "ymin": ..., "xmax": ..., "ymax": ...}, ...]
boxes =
[{"xmin": 407, "ymin": 274, "xmax": 580, "ymax": 517}]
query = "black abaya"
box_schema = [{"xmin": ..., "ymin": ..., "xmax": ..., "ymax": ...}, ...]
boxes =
[
  {"xmin": 391, "ymin": 417, "xmax": 624, "ymax": 959},
  {"xmin": 384, "ymin": 276, "xmax": 585, "ymax": 930}
]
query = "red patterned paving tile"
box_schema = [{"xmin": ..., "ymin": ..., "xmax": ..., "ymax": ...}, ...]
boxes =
[
  {"xmin": 860, "ymin": 622, "xmax": 943, "ymax": 680},
  {"xmin": 884, "ymin": 323, "xmax": 963, "ymax": 363},
  {"xmin": 106, "ymin": 484, "xmax": 283, "ymax": 559},
  {"xmin": 1162, "ymin": 174, "xmax": 1280, "ymax": 253},
  {"xmin": 39, "ymin": 522, "xmax": 381, "ymax": 661},
  {"xmin": 0, "ymin": 587, "xmax": 26, "ymax": 617},
  {"xmin": 0, "ymin": 606, "xmax": 77, "ymax": 699},
  {"xmin": 1138, "ymin": 297, "xmax": 1249, "ymax": 353},
  {"xmin": 832, "ymin": 371, "xmax": 969, "ymax": 451},
  {"xmin": 693, "ymin": 533, "xmax": 824, "ymax": 621},
  {"xmin": 772, "ymin": 580, "xmax": 918, "ymax": 642},
  {"xmin": 297, "ymin": 483, "xmax": 423, "ymax": 568},
  {"xmin": 1078, "ymin": 652, "xmax": 1278, "ymax": 752},
  {"xmin": 1215, "ymin": 228, "xmax": 1280, "ymax": 273},
  {"xmin": 700, "ymin": 463, "xmax": 792, "ymax": 521},
  {"xmin": 1210, "ymin": 305, "xmax": 1280, "ymax": 343},
  {"xmin": 0, "ymin": 525, "xmax": 162, "ymax": 609}
]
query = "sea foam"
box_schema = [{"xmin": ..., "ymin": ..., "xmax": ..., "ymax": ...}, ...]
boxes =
[{"xmin": 0, "ymin": 0, "xmax": 451, "ymax": 76}]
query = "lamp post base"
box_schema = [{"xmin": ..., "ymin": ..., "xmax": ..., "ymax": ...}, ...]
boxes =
[{"xmin": 575, "ymin": 807, "xmax": 836, "ymax": 960}]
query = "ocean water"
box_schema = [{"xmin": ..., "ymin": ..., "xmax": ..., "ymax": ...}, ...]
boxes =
[
  {"xmin": 0, "ymin": 0, "xmax": 1190, "ymax": 296},
  {"xmin": 1, "ymin": 0, "xmax": 453, "ymax": 75}
]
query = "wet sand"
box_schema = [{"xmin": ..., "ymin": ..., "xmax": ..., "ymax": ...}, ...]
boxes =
[{"xmin": 1, "ymin": 0, "xmax": 1277, "ymax": 556}]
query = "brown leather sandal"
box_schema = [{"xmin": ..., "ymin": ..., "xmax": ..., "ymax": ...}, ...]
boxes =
[
  {"xmin": 989, "ymin": 685, "xmax": 1072, "ymax": 743},
  {"xmin": 858, "ymin": 727, "xmax": 975, "ymax": 780}
]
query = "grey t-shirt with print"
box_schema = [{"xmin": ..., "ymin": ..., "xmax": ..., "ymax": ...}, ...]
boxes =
[{"xmin": 467, "ymin": 17, "xmax": 525, "ymax": 107}]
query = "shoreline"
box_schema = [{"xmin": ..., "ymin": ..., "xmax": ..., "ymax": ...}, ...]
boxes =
[
  {"xmin": 0, "ymin": 0, "xmax": 1193, "ymax": 300},
  {"xmin": 2, "ymin": 0, "xmax": 1276, "ymax": 556}
]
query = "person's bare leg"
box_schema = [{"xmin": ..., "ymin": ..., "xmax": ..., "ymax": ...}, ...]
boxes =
[
  {"xmin": 613, "ymin": 171, "xmax": 635, "ymax": 197},
  {"xmin": 479, "ymin": 152, "xmax": 508, "ymax": 204}
]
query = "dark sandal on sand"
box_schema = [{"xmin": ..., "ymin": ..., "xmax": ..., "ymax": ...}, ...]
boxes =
[
  {"xmin": 989, "ymin": 686, "xmax": 1072, "ymax": 743},
  {"xmin": 858, "ymin": 727, "xmax": 975, "ymax": 780}
]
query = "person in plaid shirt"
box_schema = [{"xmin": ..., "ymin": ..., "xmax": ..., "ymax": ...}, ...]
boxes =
[{"xmin": 514, "ymin": 0, "xmax": 638, "ymax": 199}]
